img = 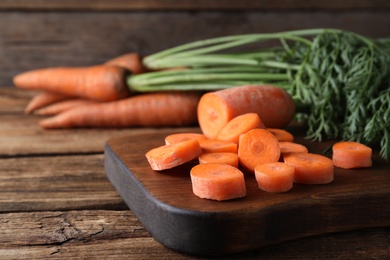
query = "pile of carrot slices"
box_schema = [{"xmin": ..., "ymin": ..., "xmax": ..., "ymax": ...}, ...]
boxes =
[{"xmin": 145, "ymin": 86, "xmax": 373, "ymax": 201}]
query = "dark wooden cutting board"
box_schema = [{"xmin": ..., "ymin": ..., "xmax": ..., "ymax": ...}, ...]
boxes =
[{"xmin": 104, "ymin": 127, "xmax": 390, "ymax": 256}]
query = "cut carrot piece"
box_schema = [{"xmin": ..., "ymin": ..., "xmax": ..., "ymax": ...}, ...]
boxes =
[
  {"xmin": 197, "ymin": 85, "xmax": 296, "ymax": 139},
  {"xmin": 268, "ymin": 128, "xmax": 294, "ymax": 142},
  {"xmin": 332, "ymin": 141, "xmax": 372, "ymax": 169},
  {"xmin": 165, "ymin": 132, "xmax": 207, "ymax": 145},
  {"xmin": 238, "ymin": 129, "xmax": 280, "ymax": 173},
  {"xmin": 199, "ymin": 139, "xmax": 238, "ymax": 153},
  {"xmin": 198, "ymin": 152, "xmax": 239, "ymax": 168},
  {"xmin": 145, "ymin": 139, "xmax": 202, "ymax": 171},
  {"xmin": 216, "ymin": 113, "xmax": 265, "ymax": 144},
  {"xmin": 254, "ymin": 162, "xmax": 295, "ymax": 193},
  {"xmin": 190, "ymin": 163, "xmax": 247, "ymax": 201},
  {"xmin": 279, "ymin": 142, "xmax": 308, "ymax": 154},
  {"xmin": 284, "ymin": 152, "xmax": 334, "ymax": 184},
  {"xmin": 279, "ymin": 141, "xmax": 308, "ymax": 161}
]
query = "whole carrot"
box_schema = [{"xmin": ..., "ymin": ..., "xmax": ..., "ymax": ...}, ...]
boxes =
[
  {"xmin": 197, "ymin": 85, "xmax": 295, "ymax": 139},
  {"xmin": 13, "ymin": 65, "xmax": 130, "ymax": 102},
  {"xmin": 104, "ymin": 52, "xmax": 146, "ymax": 75},
  {"xmin": 34, "ymin": 98, "xmax": 99, "ymax": 116},
  {"xmin": 39, "ymin": 91, "xmax": 201, "ymax": 129},
  {"xmin": 24, "ymin": 91, "xmax": 72, "ymax": 114}
]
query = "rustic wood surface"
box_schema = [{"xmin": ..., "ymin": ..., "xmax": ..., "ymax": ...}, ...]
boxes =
[
  {"xmin": 1, "ymin": 1, "xmax": 389, "ymax": 87},
  {"xmin": 1, "ymin": 87, "xmax": 390, "ymax": 259}
]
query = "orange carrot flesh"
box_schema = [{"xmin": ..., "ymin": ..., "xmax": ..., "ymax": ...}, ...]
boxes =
[
  {"xmin": 238, "ymin": 129, "xmax": 280, "ymax": 173},
  {"xmin": 254, "ymin": 162, "xmax": 295, "ymax": 193},
  {"xmin": 104, "ymin": 52, "xmax": 146, "ymax": 75},
  {"xmin": 190, "ymin": 163, "xmax": 247, "ymax": 201},
  {"xmin": 284, "ymin": 152, "xmax": 334, "ymax": 185},
  {"xmin": 279, "ymin": 141, "xmax": 308, "ymax": 161},
  {"xmin": 146, "ymin": 139, "xmax": 202, "ymax": 171},
  {"xmin": 216, "ymin": 112, "xmax": 265, "ymax": 144},
  {"xmin": 279, "ymin": 142, "xmax": 308, "ymax": 154},
  {"xmin": 332, "ymin": 141, "xmax": 372, "ymax": 169},
  {"xmin": 198, "ymin": 152, "xmax": 239, "ymax": 168},
  {"xmin": 268, "ymin": 128, "xmax": 294, "ymax": 142},
  {"xmin": 199, "ymin": 139, "xmax": 238, "ymax": 154},
  {"xmin": 197, "ymin": 85, "xmax": 295, "ymax": 139},
  {"xmin": 24, "ymin": 91, "xmax": 72, "ymax": 114},
  {"xmin": 39, "ymin": 91, "xmax": 200, "ymax": 129},
  {"xmin": 164, "ymin": 133, "xmax": 207, "ymax": 145},
  {"xmin": 13, "ymin": 65, "xmax": 130, "ymax": 102},
  {"xmin": 34, "ymin": 98, "xmax": 99, "ymax": 116}
]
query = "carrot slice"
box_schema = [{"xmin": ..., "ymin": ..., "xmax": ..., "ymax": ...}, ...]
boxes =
[
  {"xmin": 238, "ymin": 129, "xmax": 280, "ymax": 173},
  {"xmin": 145, "ymin": 139, "xmax": 202, "ymax": 171},
  {"xmin": 216, "ymin": 113, "xmax": 265, "ymax": 144},
  {"xmin": 164, "ymin": 132, "xmax": 207, "ymax": 145},
  {"xmin": 254, "ymin": 162, "xmax": 295, "ymax": 193},
  {"xmin": 332, "ymin": 141, "xmax": 372, "ymax": 169},
  {"xmin": 284, "ymin": 152, "xmax": 334, "ymax": 184},
  {"xmin": 279, "ymin": 141, "xmax": 308, "ymax": 161},
  {"xmin": 198, "ymin": 152, "xmax": 239, "ymax": 168},
  {"xmin": 190, "ymin": 163, "xmax": 247, "ymax": 201},
  {"xmin": 268, "ymin": 128, "xmax": 294, "ymax": 142},
  {"xmin": 199, "ymin": 139, "xmax": 238, "ymax": 153},
  {"xmin": 197, "ymin": 85, "xmax": 295, "ymax": 139}
]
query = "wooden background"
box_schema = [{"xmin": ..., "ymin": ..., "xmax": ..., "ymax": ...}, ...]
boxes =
[{"xmin": 1, "ymin": 0, "xmax": 390, "ymax": 87}]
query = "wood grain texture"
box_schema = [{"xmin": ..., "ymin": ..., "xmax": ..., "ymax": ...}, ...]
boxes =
[
  {"xmin": 1, "ymin": 9, "xmax": 389, "ymax": 87},
  {"xmin": 1, "ymin": 87, "xmax": 390, "ymax": 258},
  {"xmin": 1, "ymin": 211, "xmax": 389, "ymax": 259},
  {"xmin": 1, "ymin": 0, "xmax": 389, "ymax": 11}
]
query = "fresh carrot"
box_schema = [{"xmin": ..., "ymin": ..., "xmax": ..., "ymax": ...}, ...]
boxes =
[
  {"xmin": 146, "ymin": 139, "xmax": 202, "ymax": 171},
  {"xmin": 34, "ymin": 98, "xmax": 99, "ymax": 116},
  {"xmin": 165, "ymin": 132, "xmax": 207, "ymax": 145},
  {"xmin": 199, "ymin": 139, "xmax": 238, "ymax": 154},
  {"xmin": 254, "ymin": 162, "xmax": 295, "ymax": 193},
  {"xmin": 198, "ymin": 152, "xmax": 239, "ymax": 168},
  {"xmin": 39, "ymin": 91, "xmax": 201, "ymax": 129},
  {"xmin": 284, "ymin": 152, "xmax": 334, "ymax": 184},
  {"xmin": 197, "ymin": 85, "xmax": 295, "ymax": 139},
  {"xmin": 238, "ymin": 128, "xmax": 280, "ymax": 173},
  {"xmin": 190, "ymin": 163, "xmax": 247, "ymax": 201},
  {"xmin": 268, "ymin": 128, "xmax": 294, "ymax": 142},
  {"xmin": 279, "ymin": 141, "xmax": 308, "ymax": 161},
  {"xmin": 24, "ymin": 91, "xmax": 72, "ymax": 114},
  {"xmin": 332, "ymin": 141, "xmax": 372, "ymax": 169},
  {"xmin": 13, "ymin": 65, "xmax": 130, "ymax": 102},
  {"xmin": 216, "ymin": 113, "xmax": 265, "ymax": 144},
  {"xmin": 104, "ymin": 52, "xmax": 146, "ymax": 75}
]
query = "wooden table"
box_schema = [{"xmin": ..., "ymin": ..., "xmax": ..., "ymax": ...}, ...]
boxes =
[{"xmin": 1, "ymin": 87, "xmax": 389, "ymax": 259}]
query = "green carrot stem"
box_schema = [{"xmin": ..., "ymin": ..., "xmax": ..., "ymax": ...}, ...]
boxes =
[
  {"xmin": 129, "ymin": 72, "xmax": 288, "ymax": 87},
  {"xmin": 144, "ymin": 28, "xmax": 328, "ymax": 68}
]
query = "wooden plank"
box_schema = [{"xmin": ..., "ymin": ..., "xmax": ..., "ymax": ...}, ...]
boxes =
[
  {"xmin": 1, "ymin": 0, "xmax": 389, "ymax": 11},
  {"xmin": 0, "ymin": 211, "xmax": 389, "ymax": 259},
  {"xmin": 0, "ymin": 87, "xmax": 196, "ymax": 156},
  {"xmin": 1, "ymin": 11, "xmax": 389, "ymax": 87},
  {"xmin": 105, "ymin": 131, "xmax": 390, "ymax": 255},
  {"xmin": 0, "ymin": 154, "xmax": 128, "ymax": 212}
]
